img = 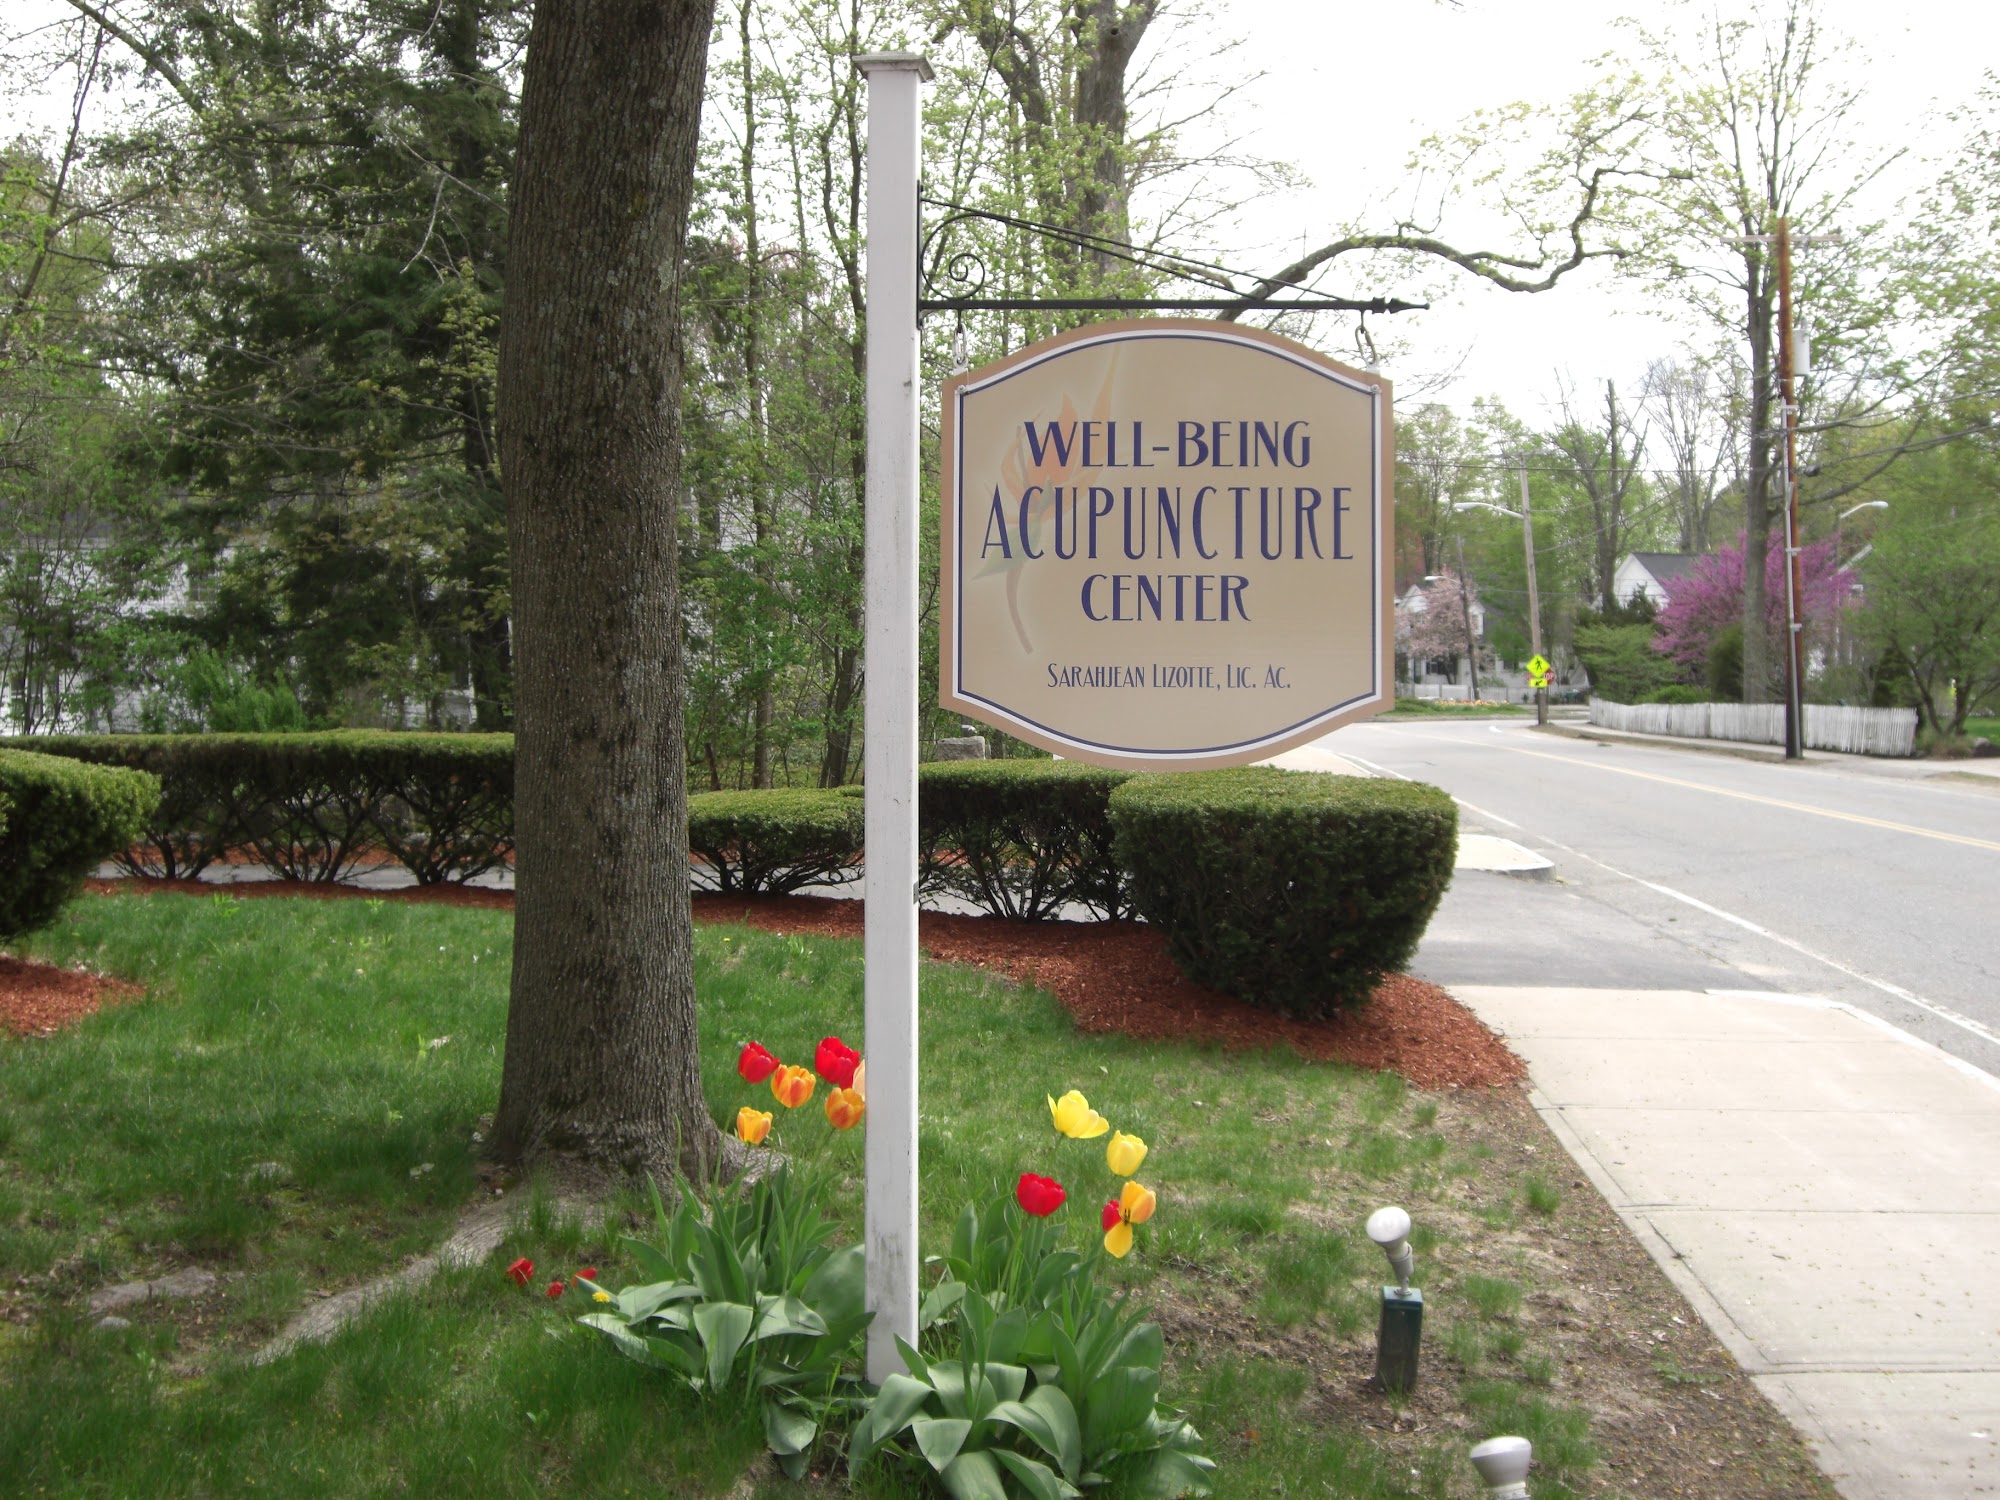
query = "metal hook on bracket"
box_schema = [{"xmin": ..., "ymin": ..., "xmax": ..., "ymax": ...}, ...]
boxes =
[{"xmin": 1355, "ymin": 315, "xmax": 1380, "ymax": 372}]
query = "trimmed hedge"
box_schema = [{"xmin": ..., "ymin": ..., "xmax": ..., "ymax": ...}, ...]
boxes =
[
  {"xmin": 1108, "ymin": 768, "xmax": 1457, "ymax": 1017},
  {"xmin": 0, "ymin": 749, "xmax": 160, "ymax": 938},
  {"xmin": 0, "ymin": 734, "xmax": 513, "ymax": 885},
  {"xmin": 688, "ymin": 789, "xmax": 864, "ymax": 894},
  {"xmin": 915, "ymin": 760, "xmax": 1135, "ymax": 920}
]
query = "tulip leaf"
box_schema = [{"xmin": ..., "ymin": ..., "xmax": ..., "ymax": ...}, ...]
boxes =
[
  {"xmin": 1082, "ymin": 1365, "xmax": 1160, "ymax": 1461},
  {"xmin": 1032, "ymin": 1250, "xmax": 1082, "ymax": 1305},
  {"xmin": 849, "ymin": 1371, "xmax": 935, "ymax": 1476},
  {"xmin": 692, "ymin": 1301, "xmax": 755, "ymax": 1390},
  {"xmin": 951, "ymin": 1201, "xmax": 979, "ymax": 1267},
  {"xmin": 896, "ymin": 1336, "xmax": 931, "ymax": 1382},
  {"xmin": 751, "ymin": 1293, "xmax": 828, "ymax": 1341},
  {"xmin": 993, "ymin": 1450, "xmax": 1082, "ymax": 1500},
  {"xmin": 1115, "ymin": 1447, "xmax": 1217, "ymax": 1498},
  {"xmin": 939, "ymin": 1450, "xmax": 1010, "ymax": 1500},
  {"xmin": 982, "ymin": 1360, "xmax": 1029, "ymax": 1407},
  {"xmin": 1111, "ymin": 1320, "xmax": 1165, "ymax": 1375},
  {"xmin": 613, "ymin": 1278, "xmax": 698, "ymax": 1321},
  {"xmin": 986, "ymin": 1306, "xmax": 1030, "ymax": 1367},
  {"xmin": 912, "ymin": 1417, "xmax": 973, "ymax": 1472},
  {"xmin": 930, "ymin": 1360, "xmax": 969, "ymax": 1419},
  {"xmin": 803, "ymin": 1243, "xmax": 866, "ymax": 1325},
  {"xmin": 920, "ymin": 1278, "xmax": 968, "ymax": 1328},
  {"xmin": 762, "ymin": 1399, "xmax": 818, "ymax": 1458},
  {"xmin": 989, "ymin": 1384, "xmax": 1081, "ymax": 1479},
  {"xmin": 618, "ymin": 1235, "xmax": 678, "ymax": 1284}
]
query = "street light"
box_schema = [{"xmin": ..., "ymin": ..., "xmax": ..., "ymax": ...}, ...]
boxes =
[
  {"xmin": 1839, "ymin": 501, "xmax": 1888, "ymax": 520},
  {"xmin": 1454, "ymin": 452, "xmax": 1547, "ymax": 726}
]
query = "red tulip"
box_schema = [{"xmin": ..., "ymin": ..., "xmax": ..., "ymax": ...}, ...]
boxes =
[
  {"xmin": 1016, "ymin": 1173, "xmax": 1067, "ymax": 1217},
  {"xmin": 1102, "ymin": 1200, "xmax": 1122, "ymax": 1232},
  {"xmin": 737, "ymin": 1042, "xmax": 781, "ymax": 1084},
  {"xmin": 546, "ymin": 1279, "xmax": 566, "ymax": 1299},
  {"xmin": 576, "ymin": 1267, "xmax": 597, "ymax": 1282},
  {"xmin": 505, "ymin": 1257, "xmax": 533, "ymax": 1286},
  {"xmin": 814, "ymin": 1036, "xmax": 860, "ymax": 1089}
]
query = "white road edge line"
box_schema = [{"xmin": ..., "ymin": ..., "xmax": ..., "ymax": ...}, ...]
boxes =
[
  {"xmin": 1346, "ymin": 752, "xmax": 1526, "ymax": 831},
  {"xmin": 1534, "ymin": 831, "xmax": 2000, "ymax": 1053},
  {"xmin": 1346, "ymin": 741, "xmax": 2000, "ymax": 1056}
]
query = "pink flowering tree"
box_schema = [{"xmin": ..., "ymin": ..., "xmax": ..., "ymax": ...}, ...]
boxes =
[
  {"xmin": 1653, "ymin": 537, "xmax": 1856, "ymax": 683},
  {"xmin": 1397, "ymin": 571, "xmax": 1494, "ymax": 679}
]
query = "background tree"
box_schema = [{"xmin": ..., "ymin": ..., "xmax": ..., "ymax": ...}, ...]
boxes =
[
  {"xmin": 1543, "ymin": 377, "xmax": 1649, "ymax": 612},
  {"xmin": 1855, "ymin": 441, "xmax": 2000, "ymax": 739},
  {"xmin": 489, "ymin": 0, "xmax": 726, "ymax": 1178},
  {"xmin": 1610, "ymin": 0, "xmax": 1902, "ymax": 702}
]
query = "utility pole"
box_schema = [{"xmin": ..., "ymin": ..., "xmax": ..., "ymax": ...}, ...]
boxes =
[
  {"xmin": 1774, "ymin": 219, "xmax": 1807, "ymax": 761},
  {"xmin": 1731, "ymin": 218, "xmax": 1842, "ymax": 761},
  {"xmin": 1516, "ymin": 456, "xmax": 1546, "ymax": 727},
  {"xmin": 1454, "ymin": 535, "xmax": 1480, "ymax": 703}
]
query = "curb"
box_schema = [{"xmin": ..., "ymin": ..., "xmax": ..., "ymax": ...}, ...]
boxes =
[{"xmin": 1534, "ymin": 721, "xmax": 1796, "ymax": 765}]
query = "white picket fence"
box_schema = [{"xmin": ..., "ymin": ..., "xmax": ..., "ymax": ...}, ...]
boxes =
[{"xmin": 1589, "ymin": 699, "xmax": 1918, "ymax": 757}]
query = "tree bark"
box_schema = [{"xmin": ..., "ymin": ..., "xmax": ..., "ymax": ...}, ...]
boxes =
[{"xmin": 492, "ymin": 0, "xmax": 727, "ymax": 1181}]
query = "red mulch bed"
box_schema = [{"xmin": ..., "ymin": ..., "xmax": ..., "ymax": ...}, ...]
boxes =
[
  {"xmin": 0, "ymin": 954, "xmax": 143, "ymax": 1038},
  {"xmin": 45, "ymin": 880, "xmax": 1522, "ymax": 1089}
]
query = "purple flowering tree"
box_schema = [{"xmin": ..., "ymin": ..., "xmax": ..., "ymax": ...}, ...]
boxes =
[{"xmin": 1653, "ymin": 537, "xmax": 1856, "ymax": 687}]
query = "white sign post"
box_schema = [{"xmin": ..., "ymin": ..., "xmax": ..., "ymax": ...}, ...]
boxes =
[{"xmin": 853, "ymin": 50, "xmax": 930, "ymax": 1385}]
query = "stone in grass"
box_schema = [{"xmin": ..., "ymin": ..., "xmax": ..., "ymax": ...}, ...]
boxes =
[
  {"xmin": 244, "ymin": 1161, "xmax": 292, "ymax": 1186},
  {"xmin": 94, "ymin": 1315, "xmax": 132, "ymax": 1333},
  {"xmin": 87, "ymin": 1267, "xmax": 219, "ymax": 1317}
]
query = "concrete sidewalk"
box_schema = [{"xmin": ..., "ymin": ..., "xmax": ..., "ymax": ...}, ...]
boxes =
[{"xmin": 1451, "ymin": 984, "xmax": 2000, "ymax": 1499}]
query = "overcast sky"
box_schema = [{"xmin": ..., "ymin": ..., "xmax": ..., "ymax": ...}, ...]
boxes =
[{"xmin": 1188, "ymin": 0, "xmax": 1997, "ymax": 426}]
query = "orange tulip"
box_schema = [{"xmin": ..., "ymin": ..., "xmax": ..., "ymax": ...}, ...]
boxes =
[
  {"xmin": 770, "ymin": 1064, "xmax": 816, "ymax": 1109},
  {"xmin": 824, "ymin": 1086, "xmax": 865, "ymax": 1130},
  {"xmin": 735, "ymin": 1106, "xmax": 773, "ymax": 1145}
]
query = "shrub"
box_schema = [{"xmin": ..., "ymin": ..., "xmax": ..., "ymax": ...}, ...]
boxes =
[
  {"xmin": 0, "ymin": 734, "xmax": 513, "ymax": 884},
  {"xmin": 687, "ymin": 788, "xmax": 864, "ymax": 894},
  {"xmin": 1573, "ymin": 622, "xmax": 1680, "ymax": 703},
  {"xmin": 0, "ymin": 749, "xmax": 160, "ymax": 939},
  {"xmin": 1108, "ymin": 769, "xmax": 1457, "ymax": 1017},
  {"xmin": 917, "ymin": 760, "xmax": 1134, "ymax": 920},
  {"xmin": 1642, "ymin": 684, "xmax": 1709, "ymax": 705},
  {"xmin": 1706, "ymin": 622, "xmax": 1745, "ymax": 701}
]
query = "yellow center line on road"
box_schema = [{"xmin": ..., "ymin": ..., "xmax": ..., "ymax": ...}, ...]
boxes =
[{"xmin": 1497, "ymin": 745, "xmax": 2000, "ymax": 853}]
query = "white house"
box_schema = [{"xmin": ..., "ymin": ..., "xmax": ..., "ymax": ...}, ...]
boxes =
[{"xmin": 1612, "ymin": 551, "xmax": 1702, "ymax": 608}]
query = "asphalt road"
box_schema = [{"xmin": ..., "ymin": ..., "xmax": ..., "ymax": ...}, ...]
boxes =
[{"xmin": 1318, "ymin": 718, "xmax": 2000, "ymax": 1081}]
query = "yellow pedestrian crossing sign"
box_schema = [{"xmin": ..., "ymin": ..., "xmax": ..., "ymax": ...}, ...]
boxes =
[{"xmin": 1525, "ymin": 654, "xmax": 1551, "ymax": 677}]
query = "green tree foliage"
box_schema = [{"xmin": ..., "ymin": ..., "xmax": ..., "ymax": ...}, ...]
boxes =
[
  {"xmin": 83, "ymin": 0, "xmax": 521, "ymax": 728},
  {"xmin": 1856, "ymin": 441, "xmax": 2000, "ymax": 739}
]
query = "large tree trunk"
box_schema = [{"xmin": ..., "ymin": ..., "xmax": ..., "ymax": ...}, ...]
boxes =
[{"xmin": 491, "ymin": 0, "xmax": 727, "ymax": 1181}]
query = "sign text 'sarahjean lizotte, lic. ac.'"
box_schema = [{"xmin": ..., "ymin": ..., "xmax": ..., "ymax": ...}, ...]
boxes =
[{"xmin": 940, "ymin": 320, "xmax": 1394, "ymax": 769}]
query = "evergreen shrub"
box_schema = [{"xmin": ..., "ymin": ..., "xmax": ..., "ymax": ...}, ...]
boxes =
[
  {"xmin": 0, "ymin": 749, "xmax": 160, "ymax": 938},
  {"xmin": 687, "ymin": 788, "xmax": 864, "ymax": 894},
  {"xmin": 1108, "ymin": 768, "xmax": 1457, "ymax": 1017},
  {"xmin": 917, "ymin": 759, "xmax": 1135, "ymax": 919},
  {"xmin": 1642, "ymin": 684, "xmax": 1709, "ymax": 705},
  {"xmin": 0, "ymin": 734, "xmax": 513, "ymax": 884}
]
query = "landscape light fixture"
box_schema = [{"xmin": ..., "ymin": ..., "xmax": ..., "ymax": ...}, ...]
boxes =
[
  {"xmin": 1469, "ymin": 1435, "xmax": 1534, "ymax": 1498},
  {"xmin": 1366, "ymin": 1206, "xmax": 1415, "ymax": 1290},
  {"xmin": 1366, "ymin": 1206, "xmax": 1422, "ymax": 1393}
]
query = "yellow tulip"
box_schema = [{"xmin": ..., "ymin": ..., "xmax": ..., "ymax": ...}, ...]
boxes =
[
  {"xmin": 770, "ymin": 1065, "xmax": 816, "ymax": 1109},
  {"xmin": 1048, "ymin": 1089, "xmax": 1110, "ymax": 1139},
  {"xmin": 735, "ymin": 1106, "xmax": 773, "ymax": 1144},
  {"xmin": 1104, "ymin": 1220, "xmax": 1134, "ymax": 1258},
  {"xmin": 1105, "ymin": 1131, "xmax": 1148, "ymax": 1176},
  {"xmin": 1119, "ymin": 1180, "xmax": 1157, "ymax": 1225},
  {"xmin": 824, "ymin": 1086, "xmax": 865, "ymax": 1130},
  {"xmin": 852, "ymin": 1058, "xmax": 866, "ymax": 1103}
]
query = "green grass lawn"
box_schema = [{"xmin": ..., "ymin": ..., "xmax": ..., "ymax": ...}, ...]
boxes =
[
  {"xmin": 1966, "ymin": 715, "xmax": 1999, "ymax": 742},
  {"xmin": 0, "ymin": 889, "xmax": 1606, "ymax": 1499},
  {"xmin": 1384, "ymin": 699, "xmax": 1530, "ymax": 718}
]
